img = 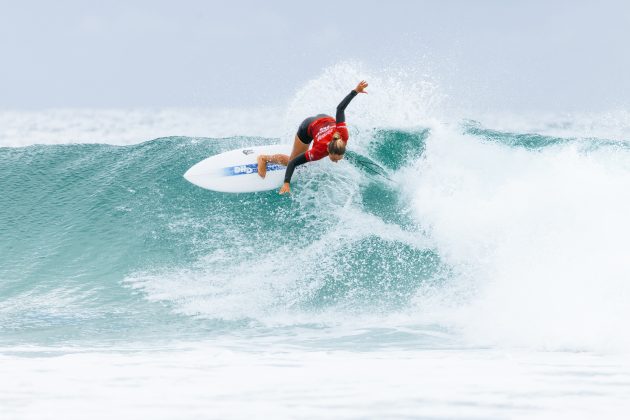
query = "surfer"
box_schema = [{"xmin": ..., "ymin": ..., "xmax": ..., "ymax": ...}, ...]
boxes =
[{"xmin": 257, "ymin": 80, "xmax": 368, "ymax": 194}]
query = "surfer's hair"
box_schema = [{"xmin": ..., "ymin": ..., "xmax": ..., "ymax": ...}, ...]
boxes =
[{"xmin": 328, "ymin": 137, "xmax": 346, "ymax": 155}]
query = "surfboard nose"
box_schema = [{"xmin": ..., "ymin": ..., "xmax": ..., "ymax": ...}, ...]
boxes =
[{"xmin": 183, "ymin": 167, "xmax": 194, "ymax": 183}]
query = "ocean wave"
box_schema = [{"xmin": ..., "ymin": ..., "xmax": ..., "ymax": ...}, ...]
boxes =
[{"xmin": 2, "ymin": 63, "xmax": 630, "ymax": 353}]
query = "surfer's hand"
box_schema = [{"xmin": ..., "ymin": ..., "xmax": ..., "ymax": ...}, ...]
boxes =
[
  {"xmin": 354, "ymin": 80, "xmax": 368, "ymax": 94},
  {"xmin": 279, "ymin": 183, "xmax": 291, "ymax": 195}
]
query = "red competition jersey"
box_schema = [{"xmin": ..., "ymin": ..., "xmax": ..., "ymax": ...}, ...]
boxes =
[{"xmin": 304, "ymin": 116, "xmax": 349, "ymax": 162}]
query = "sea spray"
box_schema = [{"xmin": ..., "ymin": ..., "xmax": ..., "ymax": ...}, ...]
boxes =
[{"xmin": 405, "ymin": 124, "xmax": 630, "ymax": 351}]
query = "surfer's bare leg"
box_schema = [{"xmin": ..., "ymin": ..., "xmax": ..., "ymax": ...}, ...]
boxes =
[
  {"xmin": 290, "ymin": 135, "xmax": 309, "ymax": 160},
  {"xmin": 257, "ymin": 154, "xmax": 289, "ymax": 178},
  {"xmin": 257, "ymin": 136, "xmax": 308, "ymax": 178}
]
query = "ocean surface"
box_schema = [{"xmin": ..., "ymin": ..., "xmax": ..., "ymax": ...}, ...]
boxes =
[{"xmin": 2, "ymin": 68, "xmax": 630, "ymax": 419}]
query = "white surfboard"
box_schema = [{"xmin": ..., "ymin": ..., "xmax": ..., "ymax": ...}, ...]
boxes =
[{"xmin": 184, "ymin": 144, "xmax": 291, "ymax": 193}]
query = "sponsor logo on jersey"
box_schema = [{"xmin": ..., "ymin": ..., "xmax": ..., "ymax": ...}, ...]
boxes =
[{"xmin": 315, "ymin": 126, "xmax": 335, "ymax": 139}]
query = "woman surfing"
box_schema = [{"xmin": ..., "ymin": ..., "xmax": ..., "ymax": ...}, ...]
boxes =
[{"xmin": 257, "ymin": 80, "xmax": 368, "ymax": 194}]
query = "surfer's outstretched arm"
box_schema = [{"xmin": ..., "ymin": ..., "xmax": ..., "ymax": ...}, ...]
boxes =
[
  {"xmin": 279, "ymin": 153, "xmax": 308, "ymax": 194},
  {"xmin": 336, "ymin": 80, "xmax": 368, "ymax": 123}
]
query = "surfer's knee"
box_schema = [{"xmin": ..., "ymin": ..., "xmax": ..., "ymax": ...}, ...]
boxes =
[{"xmin": 275, "ymin": 154, "xmax": 289, "ymax": 166}]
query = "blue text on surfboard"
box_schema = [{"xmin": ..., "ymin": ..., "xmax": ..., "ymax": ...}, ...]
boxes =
[{"xmin": 223, "ymin": 163, "xmax": 284, "ymax": 176}]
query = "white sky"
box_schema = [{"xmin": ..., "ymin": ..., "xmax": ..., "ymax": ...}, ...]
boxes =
[{"xmin": 1, "ymin": 0, "xmax": 629, "ymax": 112}]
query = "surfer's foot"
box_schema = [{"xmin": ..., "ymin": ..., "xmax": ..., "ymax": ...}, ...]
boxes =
[{"xmin": 257, "ymin": 155, "xmax": 268, "ymax": 178}]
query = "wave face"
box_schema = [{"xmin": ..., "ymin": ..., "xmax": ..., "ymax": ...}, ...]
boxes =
[
  {"xmin": 0, "ymin": 131, "xmax": 439, "ymax": 346},
  {"xmin": 2, "ymin": 118, "xmax": 630, "ymax": 352}
]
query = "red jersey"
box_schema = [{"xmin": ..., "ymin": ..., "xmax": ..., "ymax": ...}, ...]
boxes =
[{"xmin": 304, "ymin": 116, "xmax": 349, "ymax": 162}]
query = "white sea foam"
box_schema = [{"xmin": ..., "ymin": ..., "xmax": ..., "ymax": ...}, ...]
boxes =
[
  {"xmin": 125, "ymin": 199, "xmax": 429, "ymax": 323},
  {"xmin": 405, "ymin": 124, "xmax": 630, "ymax": 352},
  {"xmin": 2, "ymin": 343, "xmax": 630, "ymax": 420}
]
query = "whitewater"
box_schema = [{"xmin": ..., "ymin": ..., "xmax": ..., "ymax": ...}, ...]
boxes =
[{"xmin": 2, "ymin": 64, "xmax": 630, "ymax": 419}]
